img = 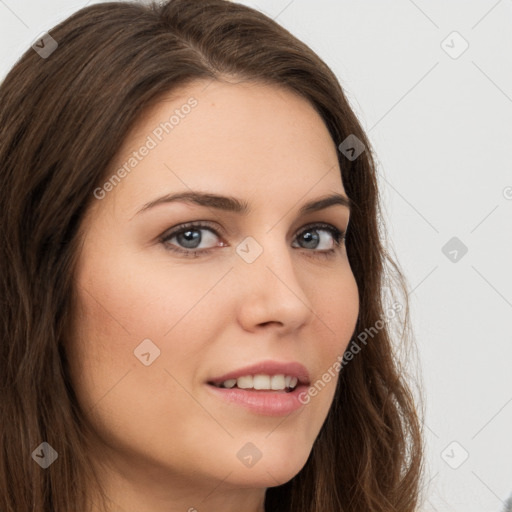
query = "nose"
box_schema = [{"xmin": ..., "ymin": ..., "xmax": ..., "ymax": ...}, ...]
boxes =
[{"xmin": 234, "ymin": 236, "xmax": 314, "ymax": 334}]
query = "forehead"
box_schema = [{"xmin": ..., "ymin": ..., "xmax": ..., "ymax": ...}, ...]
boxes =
[{"xmin": 99, "ymin": 79, "xmax": 346, "ymax": 214}]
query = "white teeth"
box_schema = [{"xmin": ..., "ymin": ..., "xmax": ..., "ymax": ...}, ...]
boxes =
[
  {"xmin": 271, "ymin": 374, "xmax": 286, "ymax": 390},
  {"xmin": 237, "ymin": 376, "xmax": 253, "ymax": 389},
  {"xmin": 217, "ymin": 374, "xmax": 299, "ymax": 390},
  {"xmin": 253, "ymin": 375, "xmax": 270, "ymax": 389},
  {"xmin": 223, "ymin": 378, "xmax": 237, "ymax": 389}
]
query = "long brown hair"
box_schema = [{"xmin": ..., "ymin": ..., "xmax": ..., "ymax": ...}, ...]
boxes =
[{"xmin": 0, "ymin": 1, "xmax": 424, "ymax": 510}]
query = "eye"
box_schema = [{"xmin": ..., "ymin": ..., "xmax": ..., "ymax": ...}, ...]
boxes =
[
  {"xmin": 292, "ymin": 223, "xmax": 346, "ymax": 257},
  {"xmin": 159, "ymin": 221, "xmax": 223, "ymax": 257},
  {"xmin": 159, "ymin": 221, "xmax": 346, "ymax": 258}
]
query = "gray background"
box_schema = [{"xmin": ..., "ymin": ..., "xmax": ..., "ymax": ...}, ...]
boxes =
[{"xmin": 1, "ymin": 1, "xmax": 511, "ymax": 511}]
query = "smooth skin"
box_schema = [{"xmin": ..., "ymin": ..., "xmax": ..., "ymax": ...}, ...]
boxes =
[{"xmin": 67, "ymin": 78, "xmax": 360, "ymax": 512}]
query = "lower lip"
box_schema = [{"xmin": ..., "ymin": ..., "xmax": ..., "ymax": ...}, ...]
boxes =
[{"xmin": 205, "ymin": 383, "xmax": 309, "ymax": 416}]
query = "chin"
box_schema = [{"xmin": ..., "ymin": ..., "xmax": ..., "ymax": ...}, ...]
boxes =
[{"xmin": 225, "ymin": 447, "xmax": 310, "ymax": 488}]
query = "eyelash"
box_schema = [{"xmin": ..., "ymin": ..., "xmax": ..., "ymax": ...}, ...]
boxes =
[{"xmin": 159, "ymin": 221, "xmax": 346, "ymax": 259}]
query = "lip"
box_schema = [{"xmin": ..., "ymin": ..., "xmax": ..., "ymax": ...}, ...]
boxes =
[
  {"xmin": 205, "ymin": 382, "xmax": 310, "ymax": 416},
  {"xmin": 205, "ymin": 360, "xmax": 311, "ymax": 416},
  {"xmin": 207, "ymin": 360, "xmax": 311, "ymax": 387}
]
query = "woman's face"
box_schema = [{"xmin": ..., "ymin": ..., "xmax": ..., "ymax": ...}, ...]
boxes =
[{"xmin": 68, "ymin": 79, "xmax": 359, "ymax": 509}]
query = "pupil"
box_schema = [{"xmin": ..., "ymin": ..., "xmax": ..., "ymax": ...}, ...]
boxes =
[
  {"xmin": 178, "ymin": 229, "xmax": 201, "ymax": 249},
  {"xmin": 302, "ymin": 230, "xmax": 319, "ymax": 249}
]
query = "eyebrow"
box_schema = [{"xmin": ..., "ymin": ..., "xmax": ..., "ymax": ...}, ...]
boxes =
[{"xmin": 135, "ymin": 190, "xmax": 352, "ymax": 217}]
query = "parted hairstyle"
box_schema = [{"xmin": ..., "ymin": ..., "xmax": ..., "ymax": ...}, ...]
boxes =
[{"xmin": 0, "ymin": 1, "xmax": 424, "ymax": 511}]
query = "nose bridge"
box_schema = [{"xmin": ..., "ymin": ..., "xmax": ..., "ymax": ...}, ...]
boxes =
[
  {"xmin": 233, "ymin": 228, "xmax": 313, "ymax": 328},
  {"xmin": 237, "ymin": 228, "xmax": 297, "ymax": 287}
]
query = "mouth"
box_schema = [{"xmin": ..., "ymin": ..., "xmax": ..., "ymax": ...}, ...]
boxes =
[
  {"xmin": 207, "ymin": 374, "xmax": 300, "ymax": 393},
  {"xmin": 205, "ymin": 361, "xmax": 311, "ymax": 416},
  {"xmin": 205, "ymin": 379, "xmax": 310, "ymax": 416}
]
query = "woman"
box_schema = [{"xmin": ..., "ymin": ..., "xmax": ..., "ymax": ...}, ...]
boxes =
[{"xmin": 0, "ymin": 1, "xmax": 423, "ymax": 511}]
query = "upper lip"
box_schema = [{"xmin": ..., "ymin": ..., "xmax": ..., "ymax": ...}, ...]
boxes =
[{"xmin": 208, "ymin": 360, "xmax": 311, "ymax": 386}]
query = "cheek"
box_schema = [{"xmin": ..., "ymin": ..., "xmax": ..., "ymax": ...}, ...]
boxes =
[
  {"xmin": 301, "ymin": 263, "xmax": 359, "ymax": 414},
  {"xmin": 312, "ymin": 261, "xmax": 360, "ymax": 354},
  {"xmin": 66, "ymin": 262, "xmax": 227, "ymax": 460},
  {"xmin": 67, "ymin": 250, "xmax": 230, "ymax": 407},
  {"xmin": 74, "ymin": 246, "xmax": 223, "ymax": 341}
]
